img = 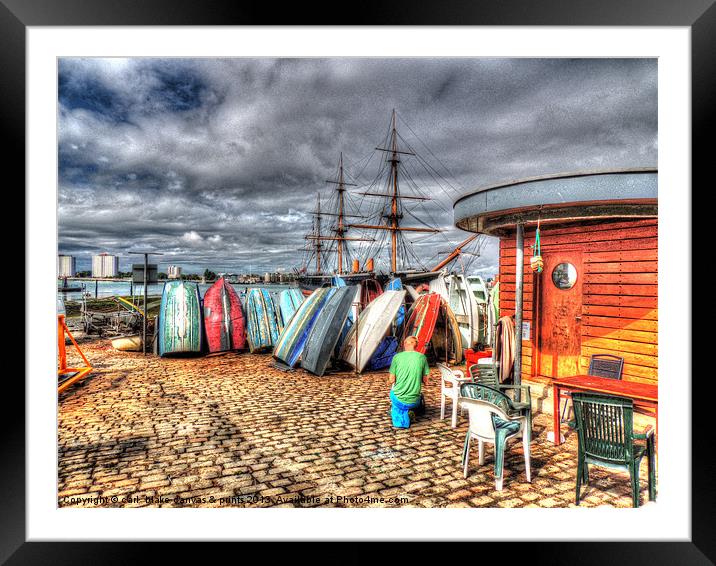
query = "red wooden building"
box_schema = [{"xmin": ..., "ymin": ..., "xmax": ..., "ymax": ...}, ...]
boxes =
[{"xmin": 453, "ymin": 169, "xmax": 658, "ymax": 388}]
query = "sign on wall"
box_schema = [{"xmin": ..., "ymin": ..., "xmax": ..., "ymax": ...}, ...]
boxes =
[{"xmin": 522, "ymin": 321, "xmax": 531, "ymax": 341}]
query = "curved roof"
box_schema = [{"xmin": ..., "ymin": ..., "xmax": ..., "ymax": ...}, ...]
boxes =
[{"xmin": 453, "ymin": 168, "xmax": 657, "ymax": 236}]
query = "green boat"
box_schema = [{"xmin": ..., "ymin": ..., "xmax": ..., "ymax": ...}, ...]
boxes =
[{"xmin": 158, "ymin": 280, "xmax": 203, "ymax": 356}]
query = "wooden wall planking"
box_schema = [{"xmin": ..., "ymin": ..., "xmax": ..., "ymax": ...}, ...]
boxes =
[{"xmin": 498, "ymin": 218, "xmax": 658, "ymax": 385}]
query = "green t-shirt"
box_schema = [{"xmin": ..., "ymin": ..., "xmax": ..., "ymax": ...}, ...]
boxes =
[{"xmin": 389, "ymin": 350, "xmax": 430, "ymax": 404}]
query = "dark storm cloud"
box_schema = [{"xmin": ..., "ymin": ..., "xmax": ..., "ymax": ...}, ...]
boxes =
[{"xmin": 58, "ymin": 58, "xmax": 657, "ymax": 274}]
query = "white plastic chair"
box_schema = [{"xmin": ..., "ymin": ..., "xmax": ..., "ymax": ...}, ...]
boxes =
[
  {"xmin": 460, "ymin": 395, "xmax": 531, "ymax": 490},
  {"xmin": 437, "ymin": 363, "xmax": 472, "ymax": 428}
]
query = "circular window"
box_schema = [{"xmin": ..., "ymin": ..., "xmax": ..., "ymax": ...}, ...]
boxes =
[{"xmin": 552, "ymin": 262, "xmax": 578, "ymax": 290}]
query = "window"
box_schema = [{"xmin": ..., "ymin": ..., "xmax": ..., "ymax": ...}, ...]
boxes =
[{"xmin": 552, "ymin": 262, "xmax": 577, "ymax": 290}]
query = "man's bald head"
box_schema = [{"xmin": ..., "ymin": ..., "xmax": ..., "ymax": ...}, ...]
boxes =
[{"xmin": 404, "ymin": 336, "xmax": 418, "ymax": 351}]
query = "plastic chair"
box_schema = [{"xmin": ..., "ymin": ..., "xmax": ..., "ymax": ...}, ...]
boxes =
[
  {"xmin": 459, "ymin": 383, "xmax": 531, "ymax": 490},
  {"xmin": 437, "ymin": 363, "xmax": 472, "ymax": 428},
  {"xmin": 570, "ymin": 392, "xmax": 656, "ymax": 507},
  {"xmin": 561, "ymin": 354, "xmax": 624, "ymax": 422},
  {"xmin": 468, "ymin": 363, "xmax": 532, "ymax": 432}
]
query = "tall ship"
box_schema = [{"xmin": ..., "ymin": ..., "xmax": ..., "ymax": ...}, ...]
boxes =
[{"xmin": 296, "ymin": 110, "xmax": 485, "ymax": 291}]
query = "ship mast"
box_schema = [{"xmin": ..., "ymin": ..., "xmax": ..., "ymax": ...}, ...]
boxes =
[
  {"xmin": 348, "ymin": 110, "xmax": 440, "ymax": 274},
  {"xmin": 323, "ymin": 153, "xmax": 361, "ymax": 274},
  {"xmin": 315, "ymin": 194, "xmax": 322, "ymax": 274},
  {"xmin": 305, "ymin": 157, "xmax": 372, "ymax": 274}
]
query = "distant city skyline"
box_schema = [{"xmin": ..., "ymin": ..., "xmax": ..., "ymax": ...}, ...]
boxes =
[{"xmin": 58, "ymin": 58, "xmax": 657, "ymax": 276}]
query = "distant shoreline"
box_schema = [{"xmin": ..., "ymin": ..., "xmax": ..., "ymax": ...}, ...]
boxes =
[{"xmin": 58, "ymin": 277, "xmax": 286, "ymax": 285}]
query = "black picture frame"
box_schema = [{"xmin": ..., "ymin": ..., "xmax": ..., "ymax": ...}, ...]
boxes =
[{"xmin": 7, "ymin": 0, "xmax": 710, "ymax": 562}]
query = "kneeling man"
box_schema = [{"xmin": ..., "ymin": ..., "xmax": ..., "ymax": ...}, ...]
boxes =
[{"xmin": 387, "ymin": 336, "xmax": 429, "ymax": 428}]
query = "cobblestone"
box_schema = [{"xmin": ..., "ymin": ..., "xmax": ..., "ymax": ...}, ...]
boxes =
[{"xmin": 58, "ymin": 341, "xmax": 656, "ymax": 508}]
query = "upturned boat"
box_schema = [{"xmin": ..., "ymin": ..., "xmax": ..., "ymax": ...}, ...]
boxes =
[
  {"xmin": 273, "ymin": 287, "xmax": 335, "ymax": 367},
  {"xmin": 301, "ymin": 286, "xmax": 357, "ymax": 376},
  {"xmin": 158, "ymin": 280, "xmax": 203, "ymax": 356},
  {"xmin": 278, "ymin": 288, "xmax": 305, "ymax": 326},
  {"xmin": 245, "ymin": 288, "xmax": 282, "ymax": 353},
  {"xmin": 339, "ymin": 289, "xmax": 406, "ymax": 373},
  {"xmin": 203, "ymin": 276, "xmax": 246, "ymax": 353}
]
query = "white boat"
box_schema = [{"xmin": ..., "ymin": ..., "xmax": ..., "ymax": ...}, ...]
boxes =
[
  {"xmin": 111, "ymin": 334, "xmax": 142, "ymax": 351},
  {"xmin": 339, "ymin": 290, "xmax": 406, "ymax": 373},
  {"xmin": 404, "ymin": 284, "xmax": 420, "ymax": 301},
  {"xmin": 467, "ymin": 275, "xmax": 488, "ymax": 304},
  {"xmin": 428, "ymin": 272, "xmax": 449, "ymax": 301},
  {"xmin": 467, "ymin": 275, "xmax": 491, "ymax": 346},
  {"xmin": 445, "ymin": 274, "xmax": 482, "ymax": 349}
]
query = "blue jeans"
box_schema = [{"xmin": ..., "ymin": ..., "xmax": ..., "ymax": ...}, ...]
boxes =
[{"xmin": 389, "ymin": 389, "xmax": 422, "ymax": 428}]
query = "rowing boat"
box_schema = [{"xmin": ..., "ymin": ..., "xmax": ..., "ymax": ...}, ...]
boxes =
[
  {"xmin": 203, "ymin": 276, "xmax": 246, "ymax": 353},
  {"xmin": 273, "ymin": 287, "xmax": 335, "ymax": 367},
  {"xmin": 158, "ymin": 280, "xmax": 203, "ymax": 356},
  {"xmin": 340, "ymin": 290, "xmax": 406, "ymax": 373},
  {"xmin": 302, "ymin": 286, "xmax": 356, "ymax": 376},
  {"xmin": 245, "ymin": 288, "xmax": 282, "ymax": 353}
]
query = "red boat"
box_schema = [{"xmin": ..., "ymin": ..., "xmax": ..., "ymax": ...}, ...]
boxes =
[
  {"xmin": 401, "ymin": 292, "xmax": 441, "ymax": 354},
  {"xmin": 203, "ymin": 277, "xmax": 246, "ymax": 353},
  {"xmin": 360, "ymin": 278, "xmax": 383, "ymax": 307}
]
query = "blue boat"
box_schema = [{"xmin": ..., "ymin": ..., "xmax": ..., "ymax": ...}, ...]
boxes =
[
  {"xmin": 278, "ymin": 288, "xmax": 305, "ymax": 326},
  {"xmin": 245, "ymin": 288, "xmax": 282, "ymax": 353},
  {"xmin": 385, "ymin": 277, "xmax": 405, "ymax": 333},
  {"xmin": 158, "ymin": 280, "xmax": 203, "ymax": 356},
  {"xmin": 302, "ymin": 286, "xmax": 357, "ymax": 376},
  {"xmin": 273, "ymin": 287, "xmax": 335, "ymax": 367}
]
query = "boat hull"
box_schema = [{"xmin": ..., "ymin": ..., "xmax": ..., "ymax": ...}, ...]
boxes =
[
  {"xmin": 111, "ymin": 335, "xmax": 142, "ymax": 352},
  {"xmin": 401, "ymin": 292, "xmax": 441, "ymax": 355},
  {"xmin": 203, "ymin": 277, "xmax": 246, "ymax": 353},
  {"xmin": 245, "ymin": 289, "xmax": 282, "ymax": 353},
  {"xmin": 158, "ymin": 281, "xmax": 203, "ymax": 356},
  {"xmin": 273, "ymin": 287, "xmax": 335, "ymax": 367},
  {"xmin": 360, "ymin": 278, "xmax": 383, "ymax": 306},
  {"xmin": 340, "ymin": 290, "xmax": 406, "ymax": 372},
  {"xmin": 302, "ymin": 286, "xmax": 356, "ymax": 376},
  {"xmin": 278, "ymin": 288, "xmax": 305, "ymax": 326},
  {"xmin": 446, "ymin": 274, "xmax": 481, "ymax": 349}
]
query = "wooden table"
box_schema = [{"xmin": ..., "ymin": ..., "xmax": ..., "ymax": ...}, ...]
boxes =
[{"xmin": 552, "ymin": 375, "xmax": 658, "ymax": 445}]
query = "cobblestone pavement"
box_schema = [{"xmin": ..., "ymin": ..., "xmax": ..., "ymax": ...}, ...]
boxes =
[{"xmin": 58, "ymin": 340, "xmax": 656, "ymax": 508}]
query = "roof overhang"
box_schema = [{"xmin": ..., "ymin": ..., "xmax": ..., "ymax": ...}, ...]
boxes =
[{"xmin": 453, "ymin": 168, "xmax": 657, "ymax": 237}]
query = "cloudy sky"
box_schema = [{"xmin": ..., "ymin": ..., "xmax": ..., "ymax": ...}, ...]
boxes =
[{"xmin": 58, "ymin": 58, "xmax": 657, "ymax": 275}]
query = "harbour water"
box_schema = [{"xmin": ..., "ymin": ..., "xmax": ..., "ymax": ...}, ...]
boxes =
[{"xmin": 58, "ymin": 279, "xmax": 296, "ymax": 302}]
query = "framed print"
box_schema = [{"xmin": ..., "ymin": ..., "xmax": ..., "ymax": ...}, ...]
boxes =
[{"xmin": 7, "ymin": 0, "xmax": 711, "ymax": 561}]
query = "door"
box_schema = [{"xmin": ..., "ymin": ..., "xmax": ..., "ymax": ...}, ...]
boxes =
[{"xmin": 538, "ymin": 251, "xmax": 583, "ymax": 379}]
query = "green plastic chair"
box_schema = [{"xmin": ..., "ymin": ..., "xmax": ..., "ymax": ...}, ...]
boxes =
[
  {"xmin": 468, "ymin": 363, "xmax": 532, "ymax": 432},
  {"xmin": 570, "ymin": 392, "xmax": 656, "ymax": 508},
  {"xmin": 460, "ymin": 383, "xmax": 531, "ymax": 490}
]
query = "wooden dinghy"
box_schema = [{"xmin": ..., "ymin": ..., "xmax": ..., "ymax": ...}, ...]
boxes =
[
  {"xmin": 111, "ymin": 334, "xmax": 142, "ymax": 352},
  {"xmin": 273, "ymin": 287, "xmax": 335, "ymax": 367},
  {"xmin": 158, "ymin": 280, "xmax": 203, "ymax": 356},
  {"xmin": 203, "ymin": 276, "xmax": 246, "ymax": 353},
  {"xmin": 340, "ymin": 290, "xmax": 406, "ymax": 373},
  {"xmin": 401, "ymin": 292, "xmax": 442, "ymax": 355},
  {"xmin": 278, "ymin": 288, "xmax": 305, "ymax": 326},
  {"xmin": 428, "ymin": 273, "xmax": 449, "ymax": 302},
  {"xmin": 446, "ymin": 273, "xmax": 481, "ymax": 349},
  {"xmin": 359, "ymin": 278, "xmax": 383, "ymax": 307},
  {"xmin": 402, "ymin": 292, "xmax": 463, "ymax": 364},
  {"xmin": 432, "ymin": 298, "xmax": 464, "ymax": 364},
  {"xmin": 302, "ymin": 286, "xmax": 357, "ymax": 376},
  {"xmin": 245, "ymin": 288, "xmax": 282, "ymax": 353}
]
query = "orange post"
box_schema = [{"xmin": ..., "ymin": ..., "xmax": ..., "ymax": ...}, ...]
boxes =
[{"xmin": 58, "ymin": 314, "xmax": 93, "ymax": 394}]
